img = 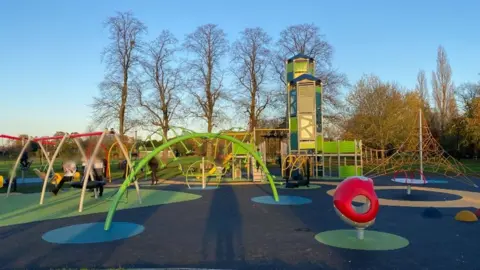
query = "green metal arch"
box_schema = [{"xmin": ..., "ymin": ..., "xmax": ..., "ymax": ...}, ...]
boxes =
[{"xmin": 104, "ymin": 132, "xmax": 280, "ymax": 231}]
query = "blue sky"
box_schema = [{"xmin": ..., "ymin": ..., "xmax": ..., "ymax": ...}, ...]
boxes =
[{"xmin": 1, "ymin": 0, "xmax": 479, "ymax": 138}]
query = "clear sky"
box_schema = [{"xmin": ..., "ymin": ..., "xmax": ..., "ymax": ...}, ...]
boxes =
[{"xmin": 1, "ymin": 0, "xmax": 479, "ymax": 138}]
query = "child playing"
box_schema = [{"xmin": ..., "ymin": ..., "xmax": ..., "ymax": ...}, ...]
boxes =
[
  {"xmin": 93, "ymin": 158, "xmax": 104, "ymax": 197},
  {"xmin": 51, "ymin": 160, "xmax": 76, "ymax": 195},
  {"xmin": 20, "ymin": 151, "xmax": 31, "ymax": 169},
  {"xmin": 83, "ymin": 157, "xmax": 105, "ymax": 197}
]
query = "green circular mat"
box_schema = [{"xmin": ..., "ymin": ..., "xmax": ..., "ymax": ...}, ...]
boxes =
[
  {"xmin": 276, "ymin": 184, "xmax": 321, "ymax": 190},
  {"xmin": 0, "ymin": 189, "xmax": 202, "ymax": 228},
  {"xmin": 314, "ymin": 230, "xmax": 409, "ymax": 251}
]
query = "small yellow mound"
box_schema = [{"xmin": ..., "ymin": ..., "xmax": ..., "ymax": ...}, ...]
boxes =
[
  {"xmin": 0, "ymin": 175, "xmax": 3, "ymax": 188},
  {"xmin": 455, "ymin": 210, "xmax": 478, "ymax": 222},
  {"xmin": 73, "ymin": 172, "xmax": 81, "ymax": 181}
]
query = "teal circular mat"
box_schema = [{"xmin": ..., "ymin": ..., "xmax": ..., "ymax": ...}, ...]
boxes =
[
  {"xmin": 188, "ymin": 186, "xmax": 218, "ymax": 190},
  {"xmin": 276, "ymin": 184, "xmax": 321, "ymax": 190},
  {"xmin": 251, "ymin": 195, "xmax": 312, "ymax": 205},
  {"xmin": 42, "ymin": 222, "xmax": 144, "ymax": 244}
]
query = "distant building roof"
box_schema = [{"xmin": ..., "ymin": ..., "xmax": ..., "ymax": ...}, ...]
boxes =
[
  {"xmin": 287, "ymin": 53, "xmax": 314, "ymax": 62},
  {"xmin": 289, "ymin": 74, "xmax": 322, "ymax": 84}
]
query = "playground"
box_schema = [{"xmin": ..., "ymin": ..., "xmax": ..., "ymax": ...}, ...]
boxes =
[
  {"xmin": 1, "ymin": 53, "xmax": 480, "ymax": 270},
  {"xmin": 0, "ymin": 175, "xmax": 479, "ymax": 269}
]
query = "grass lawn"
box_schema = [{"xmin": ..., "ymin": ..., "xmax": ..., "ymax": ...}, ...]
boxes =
[
  {"xmin": 0, "ymin": 188, "xmax": 201, "ymax": 228},
  {"xmin": 457, "ymin": 159, "xmax": 480, "ymax": 172},
  {"xmin": 0, "ymin": 156, "xmax": 204, "ymax": 192},
  {"xmin": 0, "ymin": 183, "xmax": 43, "ymax": 193},
  {"xmin": 0, "ymin": 159, "xmax": 128, "ymax": 178}
]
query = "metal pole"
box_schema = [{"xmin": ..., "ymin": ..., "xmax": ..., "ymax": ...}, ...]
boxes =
[
  {"xmin": 78, "ymin": 131, "xmax": 107, "ymax": 212},
  {"xmin": 114, "ymin": 133, "xmax": 141, "ymax": 203},
  {"xmin": 359, "ymin": 140, "xmax": 363, "ymax": 175},
  {"xmin": 6, "ymin": 138, "xmax": 32, "ymax": 196},
  {"xmin": 202, "ymin": 156, "xmax": 206, "ymax": 189},
  {"xmin": 354, "ymin": 139, "xmax": 358, "ymax": 175},
  {"xmin": 40, "ymin": 134, "xmax": 69, "ymax": 204},
  {"xmin": 356, "ymin": 228, "xmax": 365, "ymax": 240},
  {"xmin": 106, "ymin": 141, "xmax": 118, "ymax": 182},
  {"xmin": 419, "ymin": 108, "xmax": 423, "ymax": 175},
  {"xmin": 337, "ymin": 140, "xmax": 341, "ymax": 178}
]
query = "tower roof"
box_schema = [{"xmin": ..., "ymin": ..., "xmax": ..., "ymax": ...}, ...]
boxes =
[
  {"xmin": 289, "ymin": 74, "xmax": 322, "ymax": 84},
  {"xmin": 287, "ymin": 53, "xmax": 314, "ymax": 62}
]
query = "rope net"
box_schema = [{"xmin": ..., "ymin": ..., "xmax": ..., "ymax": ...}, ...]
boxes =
[{"xmin": 362, "ymin": 112, "xmax": 479, "ymax": 187}]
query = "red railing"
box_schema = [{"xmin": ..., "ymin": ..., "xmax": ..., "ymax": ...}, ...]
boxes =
[
  {"xmin": 32, "ymin": 131, "xmax": 106, "ymax": 142},
  {"xmin": 0, "ymin": 134, "xmax": 22, "ymax": 140}
]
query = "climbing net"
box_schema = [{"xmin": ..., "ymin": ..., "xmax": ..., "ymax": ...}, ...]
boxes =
[
  {"xmin": 281, "ymin": 154, "xmax": 310, "ymax": 178},
  {"xmin": 363, "ymin": 112, "xmax": 478, "ymax": 187}
]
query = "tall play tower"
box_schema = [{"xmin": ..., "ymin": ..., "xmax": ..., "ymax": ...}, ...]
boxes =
[
  {"xmin": 286, "ymin": 54, "xmax": 362, "ymax": 178},
  {"xmin": 286, "ymin": 54, "xmax": 322, "ymax": 153}
]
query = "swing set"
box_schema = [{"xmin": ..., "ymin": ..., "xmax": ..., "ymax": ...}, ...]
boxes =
[{"xmin": 5, "ymin": 130, "xmax": 141, "ymax": 213}]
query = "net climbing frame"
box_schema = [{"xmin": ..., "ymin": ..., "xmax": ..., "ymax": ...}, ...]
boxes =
[{"xmin": 364, "ymin": 109, "xmax": 478, "ymax": 188}]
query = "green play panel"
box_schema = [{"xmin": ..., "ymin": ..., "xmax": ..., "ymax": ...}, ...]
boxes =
[
  {"xmin": 0, "ymin": 189, "xmax": 201, "ymax": 228},
  {"xmin": 276, "ymin": 184, "xmax": 321, "ymax": 190},
  {"xmin": 314, "ymin": 229, "xmax": 409, "ymax": 251}
]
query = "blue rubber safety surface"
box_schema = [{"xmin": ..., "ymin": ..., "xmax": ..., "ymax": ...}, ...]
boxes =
[
  {"xmin": 276, "ymin": 184, "xmax": 322, "ymax": 190},
  {"xmin": 8, "ymin": 177, "xmax": 42, "ymax": 184},
  {"xmin": 42, "ymin": 222, "xmax": 144, "ymax": 244},
  {"xmin": 427, "ymin": 180, "xmax": 448, "ymax": 184},
  {"xmin": 189, "ymin": 186, "xmax": 219, "ymax": 190},
  {"xmin": 375, "ymin": 189, "xmax": 462, "ymax": 201},
  {"xmin": 251, "ymin": 195, "xmax": 312, "ymax": 205},
  {"xmin": 2, "ymin": 178, "xmax": 480, "ymax": 270}
]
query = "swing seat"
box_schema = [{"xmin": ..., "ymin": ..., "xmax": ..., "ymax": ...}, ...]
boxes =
[
  {"xmin": 285, "ymin": 182, "xmax": 299, "ymax": 188},
  {"xmin": 70, "ymin": 180, "xmax": 106, "ymax": 189},
  {"xmin": 71, "ymin": 180, "xmax": 106, "ymax": 199}
]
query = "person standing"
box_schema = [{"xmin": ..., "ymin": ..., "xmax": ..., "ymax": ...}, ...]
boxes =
[
  {"xmin": 91, "ymin": 158, "xmax": 105, "ymax": 197},
  {"xmin": 148, "ymin": 156, "xmax": 159, "ymax": 185}
]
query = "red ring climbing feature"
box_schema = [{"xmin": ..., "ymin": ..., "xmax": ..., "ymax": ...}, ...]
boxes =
[{"xmin": 333, "ymin": 176, "xmax": 379, "ymax": 225}]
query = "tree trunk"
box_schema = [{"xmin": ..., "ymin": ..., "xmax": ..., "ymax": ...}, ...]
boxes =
[
  {"xmin": 161, "ymin": 127, "xmax": 169, "ymax": 163},
  {"xmin": 249, "ymin": 99, "xmax": 256, "ymax": 133},
  {"xmin": 206, "ymin": 118, "xmax": 214, "ymax": 158},
  {"xmin": 119, "ymin": 80, "xmax": 128, "ymax": 135}
]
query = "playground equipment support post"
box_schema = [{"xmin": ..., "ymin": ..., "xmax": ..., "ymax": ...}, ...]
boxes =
[
  {"xmin": 202, "ymin": 156, "xmax": 206, "ymax": 189},
  {"xmin": 354, "ymin": 139, "xmax": 358, "ymax": 175},
  {"xmin": 419, "ymin": 108, "xmax": 423, "ymax": 176},
  {"xmin": 6, "ymin": 137, "xmax": 33, "ymax": 196}
]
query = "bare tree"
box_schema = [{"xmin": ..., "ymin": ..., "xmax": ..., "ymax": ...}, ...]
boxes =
[
  {"xmin": 431, "ymin": 46, "xmax": 456, "ymax": 133},
  {"xmin": 415, "ymin": 70, "xmax": 428, "ymax": 104},
  {"xmin": 257, "ymin": 117, "xmax": 285, "ymax": 129},
  {"xmin": 183, "ymin": 24, "xmax": 229, "ymax": 131},
  {"xmin": 136, "ymin": 30, "xmax": 182, "ymax": 140},
  {"xmin": 92, "ymin": 11, "xmax": 147, "ymax": 135},
  {"xmin": 231, "ymin": 27, "xmax": 278, "ymax": 132},
  {"xmin": 92, "ymin": 79, "xmax": 141, "ymax": 133},
  {"xmin": 273, "ymin": 23, "xmax": 348, "ymax": 117}
]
